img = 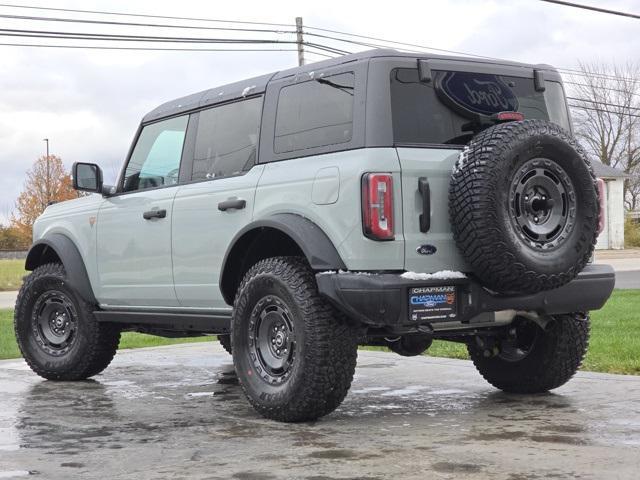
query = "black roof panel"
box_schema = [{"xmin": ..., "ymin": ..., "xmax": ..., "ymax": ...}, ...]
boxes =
[{"xmin": 142, "ymin": 49, "xmax": 561, "ymax": 122}]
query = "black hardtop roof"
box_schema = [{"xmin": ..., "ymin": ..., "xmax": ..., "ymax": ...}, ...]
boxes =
[{"xmin": 142, "ymin": 48, "xmax": 559, "ymax": 123}]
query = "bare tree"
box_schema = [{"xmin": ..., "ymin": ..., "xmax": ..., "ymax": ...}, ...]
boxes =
[{"xmin": 568, "ymin": 62, "xmax": 640, "ymax": 209}]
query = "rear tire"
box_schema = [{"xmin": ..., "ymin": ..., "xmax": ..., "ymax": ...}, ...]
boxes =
[
  {"xmin": 232, "ymin": 256, "xmax": 358, "ymax": 422},
  {"xmin": 14, "ymin": 263, "xmax": 120, "ymax": 381},
  {"xmin": 468, "ymin": 313, "xmax": 589, "ymax": 393}
]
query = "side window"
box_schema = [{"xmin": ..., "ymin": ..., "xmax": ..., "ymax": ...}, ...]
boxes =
[
  {"xmin": 192, "ymin": 96, "xmax": 262, "ymax": 181},
  {"xmin": 123, "ymin": 115, "xmax": 188, "ymax": 192},
  {"xmin": 274, "ymin": 72, "xmax": 354, "ymax": 154}
]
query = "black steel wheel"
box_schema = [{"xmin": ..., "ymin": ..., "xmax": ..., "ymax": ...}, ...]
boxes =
[
  {"xmin": 14, "ymin": 263, "xmax": 120, "ymax": 381},
  {"xmin": 232, "ymin": 256, "xmax": 358, "ymax": 423},
  {"xmin": 495, "ymin": 317, "xmax": 540, "ymax": 362},
  {"xmin": 248, "ymin": 297, "xmax": 296, "ymax": 384},
  {"xmin": 450, "ymin": 119, "xmax": 599, "ymax": 294},
  {"xmin": 468, "ymin": 313, "xmax": 589, "ymax": 393},
  {"xmin": 509, "ymin": 158, "xmax": 576, "ymax": 251},
  {"xmin": 31, "ymin": 290, "xmax": 79, "ymax": 357}
]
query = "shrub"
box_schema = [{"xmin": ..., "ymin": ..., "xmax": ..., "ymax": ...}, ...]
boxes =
[{"xmin": 625, "ymin": 216, "xmax": 640, "ymax": 248}]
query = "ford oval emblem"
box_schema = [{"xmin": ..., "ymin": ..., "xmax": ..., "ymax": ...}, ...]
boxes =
[
  {"xmin": 435, "ymin": 71, "xmax": 519, "ymax": 118},
  {"xmin": 416, "ymin": 244, "xmax": 437, "ymax": 255}
]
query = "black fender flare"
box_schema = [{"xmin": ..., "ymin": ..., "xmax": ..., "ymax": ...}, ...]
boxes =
[
  {"xmin": 219, "ymin": 213, "xmax": 346, "ymax": 303},
  {"xmin": 25, "ymin": 233, "xmax": 97, "ymax": 304}
]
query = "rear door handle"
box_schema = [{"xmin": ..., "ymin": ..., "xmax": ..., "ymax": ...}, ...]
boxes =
[
  {"xmin": 418, "ymin": 177, "xmax": 430, "ymax": 233},
  {"xmin": 143, "ymin": 208, "xmax": 167, "ymax": 220},
  {"xmin": 218, "ymin": 198, "xmax": 246, "ymax": 211}
]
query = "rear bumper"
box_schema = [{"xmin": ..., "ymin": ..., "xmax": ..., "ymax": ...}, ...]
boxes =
[{"xmin": 316, "ymin": 264, "xmax": 615, "ymax": 332}]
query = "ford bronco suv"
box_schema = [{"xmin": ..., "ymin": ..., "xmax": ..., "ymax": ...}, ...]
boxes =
[{"xmin": 15, "ymin": 49, "xmax": 615, "ymax": 422}]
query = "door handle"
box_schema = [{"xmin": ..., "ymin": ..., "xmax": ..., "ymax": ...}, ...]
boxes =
[
  {"xmin": 218, "ymin": 198, "xmax": 246, "ymax": 211},
  {"xmin": 143, "ymin": 208, "xmax": 167, "ymax": 220},
  {"xmin": 418, "ymin": 177, "xmax": 430, "ymax": 233}
]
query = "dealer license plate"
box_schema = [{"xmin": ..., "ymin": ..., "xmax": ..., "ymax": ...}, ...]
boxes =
[{"xmin": 408, "ymin": 286, "xmax": 457, "ymax": 322}]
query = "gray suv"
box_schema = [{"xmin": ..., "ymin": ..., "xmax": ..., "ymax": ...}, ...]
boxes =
[{"xmin": 15, "ymin": 49, "xmax": 615, "ymax": 422}]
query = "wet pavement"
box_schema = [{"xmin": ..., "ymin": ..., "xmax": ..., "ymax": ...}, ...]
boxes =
[{"xmin": 1, "ymin": 344, "xmax": 639, "ymax": 480}]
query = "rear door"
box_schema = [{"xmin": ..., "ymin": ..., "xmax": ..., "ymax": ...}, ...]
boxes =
[
  {"xmin": 172, "ymin": 96, "xmax": 264, "ymax": 309},
  {"xmin": 390, "ymin": 64, "xmax": 572, "ymax": 273}
]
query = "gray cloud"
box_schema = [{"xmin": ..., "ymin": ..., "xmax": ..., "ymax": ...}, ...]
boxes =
[{"xmin": 1, "ymin": 0, "xmax": 638, "ymax": 223}]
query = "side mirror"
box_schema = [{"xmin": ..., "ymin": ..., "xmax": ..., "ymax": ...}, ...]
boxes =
[{"xmin": 72, "ymin": 162, "xmax": 103, "ymax": 194}]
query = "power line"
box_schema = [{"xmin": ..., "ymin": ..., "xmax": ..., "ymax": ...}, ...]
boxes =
[
  {"xmin": 1, "ymin": 3, "xmax": 634, "ymax": 83},
  {"xmin": 0, "ymin": 3, "xmax": 637, "ymax": 86},
  {"xmin": 568, "ymin": 104, "xmax": 640, "ymax": 119},
  {"xmin": 0, "ymin": 42, "xmax": 298, "ymax": 52},
  {"xmin": 0, "ymin": 27, "xmax": 297, "ymax": 44},
  {"xmin": 0, "ymin": 3, "xmax": 295, "ymax": 28},
  {"xmin": 304, "ymin": 24, "xmax": 499, "ymax": 60},
  {"xmin": 563, "ymin": 80, "xmax": 640, "ymax": 98},
  {"xmin": 560, "ymin": 66, "xmax": 638, "ymax": 83},
  {"xmin": 303, "ymin": 41, "xmax": 350, "ymax": 56},
  {"xmin": 0, "ymin": 12, "xmax": 296, "ymax": 35},
  {"xmin": 538, "ymin": 0, "xmax": 640, "ymax": 20},
  {"xmin": 304, "ymin": 24, "xmax": 637, "ymax": 83},
  {"xmin": 567, "ymin": 96, "xmax": 640, "ymax": 111}
]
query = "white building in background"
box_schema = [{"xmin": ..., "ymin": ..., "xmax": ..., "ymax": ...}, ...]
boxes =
[{"xmin": 591, "ymin": 161, "xmax": 627, "ymax": 250}]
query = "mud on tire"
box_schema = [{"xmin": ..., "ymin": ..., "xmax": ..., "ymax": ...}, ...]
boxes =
[
  {"xmin": 449, "ymin": 120, "xmax": 599, "ymax": 295},
  {"xmin": 14, "ymin": 263, "xmax": 120, "ymax": 381},
  {"xmin": 231, "ymin": 256, "xmax": 358, "ymax": 422},
  {"xmin": 467, "ymin": 313, "xmax": 589, "ymax": 393}
]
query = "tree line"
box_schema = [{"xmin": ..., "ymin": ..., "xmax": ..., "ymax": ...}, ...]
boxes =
[{"xmin": 0, "ymin": 155, "xmax": 79, "ymax": 249}]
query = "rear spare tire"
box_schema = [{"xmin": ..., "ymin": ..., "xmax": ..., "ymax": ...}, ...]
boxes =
[{"xmin": 449, "ymin": 120, "xmax": 599, "ymax": 294}]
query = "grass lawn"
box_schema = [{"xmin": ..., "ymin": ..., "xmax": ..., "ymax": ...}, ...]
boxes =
[
  {"xmin": 0, "ymin": 259, "xmax": 26, "ymax": 291},
  {"xmin": 0, "ymin": 290, "xmax": 638, "ymax": 375},
  {"xmin": 372, "ymin": 289, "xmax": 640, "ymax": 375}
]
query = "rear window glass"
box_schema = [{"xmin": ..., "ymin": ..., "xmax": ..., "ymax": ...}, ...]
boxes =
[
  {"xmin": 274, "ymin": 72, "xmax": 354, "ymax": 153},
  {"xmin": 390, "ymin": 68, "xmax": 570, "ymax": 145}
]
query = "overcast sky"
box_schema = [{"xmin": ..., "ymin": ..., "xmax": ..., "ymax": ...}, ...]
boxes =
[{"xmin": 1, "ymin": 0, "xmax": 639, "ymax": 223}]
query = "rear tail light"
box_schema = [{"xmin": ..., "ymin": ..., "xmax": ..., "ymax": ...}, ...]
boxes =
[
  {"xmin": 596, "ymin": 178, "xmax": 606, "ymax": 235},
  {"xmin": 362, "ymin": 173, "xmax": 394, "ymax": 240}
]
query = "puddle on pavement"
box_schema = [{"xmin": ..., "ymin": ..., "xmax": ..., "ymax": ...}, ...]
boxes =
[
  {"xmin": 2, "ymin": 348, "xmax": 640, "ymax": 479},
  {"xmin": 0, "ymin": 472, "xmax": 35, "ymax": 479}
]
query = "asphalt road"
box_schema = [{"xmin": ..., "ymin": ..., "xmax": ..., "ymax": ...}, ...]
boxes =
[
  {"xmin": 1, "ymin": 344, "xmax": 639, "ymax": 480},
  {"xmin": 0, "ymin": 291, "xmax": 17, "ymax": 309},
  {"xmin": 615, "ymin": 270, "xmax": 640, "ymax": 289}
]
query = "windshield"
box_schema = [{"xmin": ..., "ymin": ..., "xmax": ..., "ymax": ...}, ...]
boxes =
[{"xmin": 390, "ymin": 68, "xmax": 571, "ymax": 146}]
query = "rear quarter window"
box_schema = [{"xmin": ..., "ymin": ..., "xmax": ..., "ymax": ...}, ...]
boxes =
[{"xmin": 274, "ymin": 72, "xmax": 355, "ymax": 153}]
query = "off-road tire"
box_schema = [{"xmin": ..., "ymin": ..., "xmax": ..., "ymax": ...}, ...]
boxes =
[
  {"xmin": 232, "ymin": 256, "xmax": 358, "ymax": 422},
  {"xmin": 468, "ymin": 313, "xmax": 589, "ymax": 393},
  {"xmin": 449, "ymin": 120, "xmax": 599, "ymax": 294},
  {"xmin": 218, "ymin": 334, "xmax": 232, "ymax": 355},
  {"xmin": 14, "ymin": 263, "xmax": 121, "ymax": 381}
]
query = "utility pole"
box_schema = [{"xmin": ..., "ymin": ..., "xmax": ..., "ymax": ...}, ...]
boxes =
[
  {"xmin": 295, "ymin": 17, "xmax": 304, "ymax": 66},
  {"xmin": 43, "ymin": 138, "xmax": 50, "ymax": 205}
]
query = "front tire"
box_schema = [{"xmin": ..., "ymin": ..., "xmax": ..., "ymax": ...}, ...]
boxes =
[
  {"xmin": 14, "ymin": 263, "xmax": 121, "ymax": 381},
  {"xmin": 218, "ymin": 334, "xmax": 232, "ymax": 355},
  {"xmin": 468, "ymin": 313, "xmax": 589, "ymax": 393},
  {"xmin": 232, "ymin": 256, "xmax": 358, "ymax": 422}
]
